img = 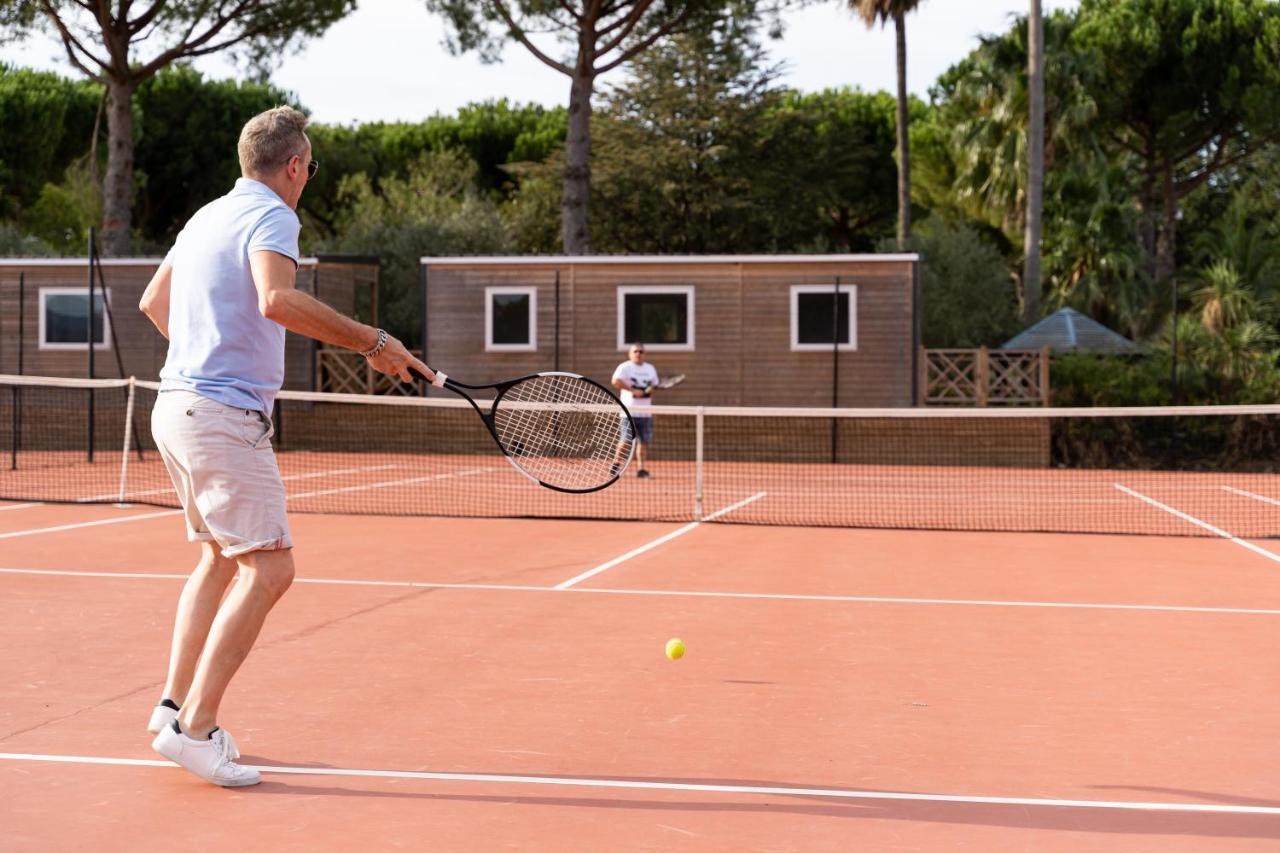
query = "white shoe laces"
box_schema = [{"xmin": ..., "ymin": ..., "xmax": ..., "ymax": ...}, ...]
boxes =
[
  {"xmin": 209, "ymin": 729, "xmax": 245, "ymax": 776},
  {"xmin": 219, "ymin": 729, "xmax": 241, "ymax": 759}
]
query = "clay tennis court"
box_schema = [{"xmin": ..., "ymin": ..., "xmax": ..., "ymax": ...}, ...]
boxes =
[{"xmin": 3, "ymin": 489, "xmax": 1280, "ymax": 851}]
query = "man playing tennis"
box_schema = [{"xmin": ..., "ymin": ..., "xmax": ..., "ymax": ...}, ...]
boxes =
[
  {"xmin": 612, "ymin": 343, "xmax": 659, "ymax": 477},
  {"xmin": 138, "ymin": 106, "xmax": 431, "ymax": 786}
]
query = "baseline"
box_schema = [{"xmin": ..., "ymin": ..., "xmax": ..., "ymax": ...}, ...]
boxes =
[
  {"xmin": 0, "ymin": 752, "xmax": 1275, "ymax": 815},
  {"xmin": 3, "ymin": 566, "xmax": 1278, "ymax": 616}
]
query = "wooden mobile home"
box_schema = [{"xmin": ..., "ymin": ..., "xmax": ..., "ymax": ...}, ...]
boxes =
[
  {"xmin": 0, "ymin": 256, "xmax": 377, "ymax": 389},
  {"xmin": 421, "ymin": 255, "xmax": 921, "ymax": 408}
]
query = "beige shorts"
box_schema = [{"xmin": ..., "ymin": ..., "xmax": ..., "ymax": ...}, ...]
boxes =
[{"xmin": 152, "ymin": 389, "xmax": 292, "ymax": 558}]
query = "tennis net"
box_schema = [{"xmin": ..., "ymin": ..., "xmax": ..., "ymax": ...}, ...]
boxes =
[{"xmin": 4, "ymin": 373, "xmax": 1280, "ymax": 537}]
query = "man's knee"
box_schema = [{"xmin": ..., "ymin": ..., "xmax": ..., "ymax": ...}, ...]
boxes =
[
  {"xmin": 197, "ymin": 543, "xmax": 239, "ymax": 580},
  {"xmin": 239, "ymin": 548, "xmax": 295, "ymax": 598}
]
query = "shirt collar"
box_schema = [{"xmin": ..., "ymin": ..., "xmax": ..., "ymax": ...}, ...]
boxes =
[{"xmin": 234, "ymin": 177, "xmax": 286, "ymax": 204}]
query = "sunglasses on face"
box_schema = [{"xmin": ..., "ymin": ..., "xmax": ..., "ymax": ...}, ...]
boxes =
[{"xmin": 286, "ymin": 154, "xmax": 319, "ymax": 179}]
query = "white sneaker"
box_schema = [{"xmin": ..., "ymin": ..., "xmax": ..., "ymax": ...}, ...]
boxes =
[
  {"xmin": 152, "ymin": 724, "xmax": 259, "ymax": 787},
  {"xmin": 147, "ymin": 703, "xmax": 179, "ymax": 735}
]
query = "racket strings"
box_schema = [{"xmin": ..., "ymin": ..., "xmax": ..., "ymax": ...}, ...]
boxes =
[{"xmin": 493, "ymin": 375, "xmax": 634, "ymax": 490}]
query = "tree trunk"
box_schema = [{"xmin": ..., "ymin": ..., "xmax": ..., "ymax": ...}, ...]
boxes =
[
  {"xmin": 562, "ymin": 55, "xmax": 595, "ymax": 255},
  {"xmin": 1022, "ymin": 0, "xmax": 1044, "ymax": 321},
  {"xmin": 102, "ymin": 77, "xmax": 135, "ymax": 257},
  {"xmin": 1136, "ymin": 164, "xmax": 1158, "ymax": 283},
  {"xmin": 1154, "ymin": 157, "xmax": 1178, "ymax": 285},
  {"xmin": 893, "ymin": 9, "xmax": 910, "ymax": 249}
]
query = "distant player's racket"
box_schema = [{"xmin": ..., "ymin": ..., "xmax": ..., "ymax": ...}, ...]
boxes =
[
  {"xmin": 410, "ymin": 368, "xmax": 636, "ymax": 493},
  {"xmin": 635, "ymin": 374, "xmax": 686, "ymax": 395}
]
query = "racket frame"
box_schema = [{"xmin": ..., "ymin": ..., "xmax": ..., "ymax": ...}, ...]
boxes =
[{"xmin": 427, "ymin": 369, "xmax": 637, "ymax": 493}]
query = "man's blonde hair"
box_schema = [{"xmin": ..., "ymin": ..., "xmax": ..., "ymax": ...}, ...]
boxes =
[{"xmin": 238, "ymin": 106, "xmax": 309, "ymax": 177}]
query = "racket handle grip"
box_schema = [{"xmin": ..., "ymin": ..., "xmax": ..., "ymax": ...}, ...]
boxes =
[{"xmin": 409, "ymin": 367, "xmax": 447, "ymax": 388}]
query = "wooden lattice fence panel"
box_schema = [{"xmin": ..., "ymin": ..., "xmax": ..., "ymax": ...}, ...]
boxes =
[
  {"xmin": 919, "ymin": 347, "xmax": 1049, "ymax": 406},
  {"xmin": 316, "ymin": 348, "xmax": 423, "ymax": 396}
]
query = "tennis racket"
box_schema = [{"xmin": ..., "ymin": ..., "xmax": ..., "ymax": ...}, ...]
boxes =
[
  {"xmin": 410, "ymin": 367, "xmax": 636, "ymax": 493},
  {"xmin": 634, "ymin": 373, "xmax": 685, "ymax": 396}
]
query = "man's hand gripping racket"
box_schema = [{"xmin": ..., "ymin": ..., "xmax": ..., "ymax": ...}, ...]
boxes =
[
  {"xmin": 409, "ymin": 367, "xmax": 637, "ymax": 493},
  {"xmin": 632, "ymin": 373, "xmax": 686, "ymax": 398}
]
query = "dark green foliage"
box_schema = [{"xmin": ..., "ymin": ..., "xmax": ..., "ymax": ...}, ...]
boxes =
[
  {"xmin": 133, "ymin": 66, "xmax": 296, "ymax": 249},
  {"xmin": 1051, "ymin": 353, "xmax": 1173, "ymax": 407},
  {"xmin": 889, "ymin": 217, "xmax": 1021, "ymax": 348},
  {"xmin": 0, "ymin": 64, "xmax": 101, "ymax": 221},
  {"xmin": 572, "ymin": 19, "xmax": 901, "ymax": 254},
  {"xmin": 779, "ymin": 88, "xmax": 903, "ymax": 252},
  {"xmin": 588, "ymin": 18, "xmax": 805, "ymax": 253},
  {"xmin": 302, "ymin": 101, "xmax": 565, "ymax": 238},
  {"xmin": 318, "ymin": 150, "xmax": 512, "ymax": 346}
]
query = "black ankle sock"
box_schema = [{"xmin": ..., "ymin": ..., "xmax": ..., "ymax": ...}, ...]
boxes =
[
  {"xmin": 172, "ymin": 719, "xmax": 218, "ymax": 740},
  {"xmin": 159, "ymin": 698, "xmax": 180, "ymax": 711}
]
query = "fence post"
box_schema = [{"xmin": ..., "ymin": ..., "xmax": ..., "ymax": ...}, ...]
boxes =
[
  {"xmin": 977, "ymin": 347, "xmax": 989, "ymax": 406},
  {"xmin": 1039, "ymin": 346, "xmax": 1051, "ymax": 405},
  {"xmin": 916, "ymin": 347, "xmax": 928, "ymax": 405}
]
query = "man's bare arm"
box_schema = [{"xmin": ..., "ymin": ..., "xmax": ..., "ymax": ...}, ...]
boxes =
[
  {"xmin": 139, "ymin": 261, "xmax": 173, "ymax": 340},
  {"xmin": 250, "ymin": 251, "xmax": 433, "ymax": 384}
]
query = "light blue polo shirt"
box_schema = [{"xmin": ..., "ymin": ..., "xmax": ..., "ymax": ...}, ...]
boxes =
[{"xmin": 159, "ymin": 178, "xmax": 301, "ymax": 413}]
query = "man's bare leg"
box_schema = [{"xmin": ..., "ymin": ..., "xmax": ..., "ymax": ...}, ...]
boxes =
[
  {"xmin": 177, "ymin": 548, "xmax": 295, "ymax": 739},
  {"xmin": 161, "ymin": 543, "xmax": 239, "ymax": 706}
]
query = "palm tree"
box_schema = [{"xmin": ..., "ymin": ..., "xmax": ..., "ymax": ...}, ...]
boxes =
[
  {"xmin": 1024, "ymin": 0, "xmax": 1044, "ymax": 321},
  {"xmin": 940, "ymin": 12, "xmax": 1099, "ymax": 316},
  {"xmin": 852, "ymin": 0, "xmax": 923, "ymax": 249}
]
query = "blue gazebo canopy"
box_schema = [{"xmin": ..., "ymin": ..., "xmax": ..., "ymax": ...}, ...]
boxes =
[{"xmin": 1001, "ymin": 308, "xmax": 1139, "ymax": 354}]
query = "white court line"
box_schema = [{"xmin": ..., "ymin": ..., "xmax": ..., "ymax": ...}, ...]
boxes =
[
  {"xmin": 1113, "ymin": 484, "xmax": 1280, "ymax": 565},
  {"xmin": 0, "ymin": 502, "xmax": 42, "ymax": 512},
  {"xmin": 0, "ymin": 510, "xmax": 181, "ymax": 541},
  {"xmin": 12, "ymin": 567, "xmax": 1266, "ymax": 617},
  {"xmin": 78, "ymin": 464, "xmax": 402, "ymax": 503},
  {"xmin": 0, "ymin": 752, "xmax": 1275, "ymax": 815},
  {"xmin": 553, "ymin": 492, "xmax": 768, "ymax": 590},
  {"xmin": 288, "ymin": 467, "xmax": 496, "ymax": 500},
  {"xmin": 1222, "ymin": 485, "xmax": 1280, "ymax": 508}
]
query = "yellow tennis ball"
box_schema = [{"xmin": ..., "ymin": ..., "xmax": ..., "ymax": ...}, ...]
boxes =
[{"xmin": 665, "ymin": 638, "xmax": 685, "ymax": 660}]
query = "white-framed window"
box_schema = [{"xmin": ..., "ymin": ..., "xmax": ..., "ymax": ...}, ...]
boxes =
[
  {"xmin": 616, "ymin": 286, "xmax": 695, "ymax": 351},
  {"xmin": 39, "ymin": 287, "xmax": 112, "ymax": 351},
  {"xmin": 484, "ymin": 286, "xmax": 537, "ymax": 351},
  {"xmin": 790, "ymin": 284, "xmax": 857, "ymax": 352}
]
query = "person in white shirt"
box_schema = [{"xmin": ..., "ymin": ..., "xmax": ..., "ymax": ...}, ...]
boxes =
[{"xmin": 612, "ymin": 342, "xmax": 660, "ymax": 478}]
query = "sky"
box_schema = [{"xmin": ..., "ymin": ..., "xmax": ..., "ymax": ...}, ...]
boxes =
[{"xmin": 3, "ymin": 0, "xmax": 1081, "ymax": 125}]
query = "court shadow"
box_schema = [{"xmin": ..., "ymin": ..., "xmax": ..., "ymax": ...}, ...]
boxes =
[
  {"xmin": 240, "ymin": 770, "xmax": 1280, "ymax": 841},
  {"xmin": 1088, "ymin": 785, "xmax": 1280, "ymax": 809}
]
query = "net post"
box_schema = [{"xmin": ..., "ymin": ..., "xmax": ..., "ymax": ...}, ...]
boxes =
[
  {"xmin": 8, "ymin": 383, "xmax": 16, "ymax": 471},
  {"xmin": 117, "ymin": 377, "xmax": 136, "ymax": 504},
  {"xmin": 11, "ymin": 272, "xmax": 22, "ymax": 470},
  {"xmin": 694, "ymin": 406, "xmax": 704, "ymax": 521},
  {"xmin": 87, "ymin": 232, "xmax": 96, "ymax": 462}
]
